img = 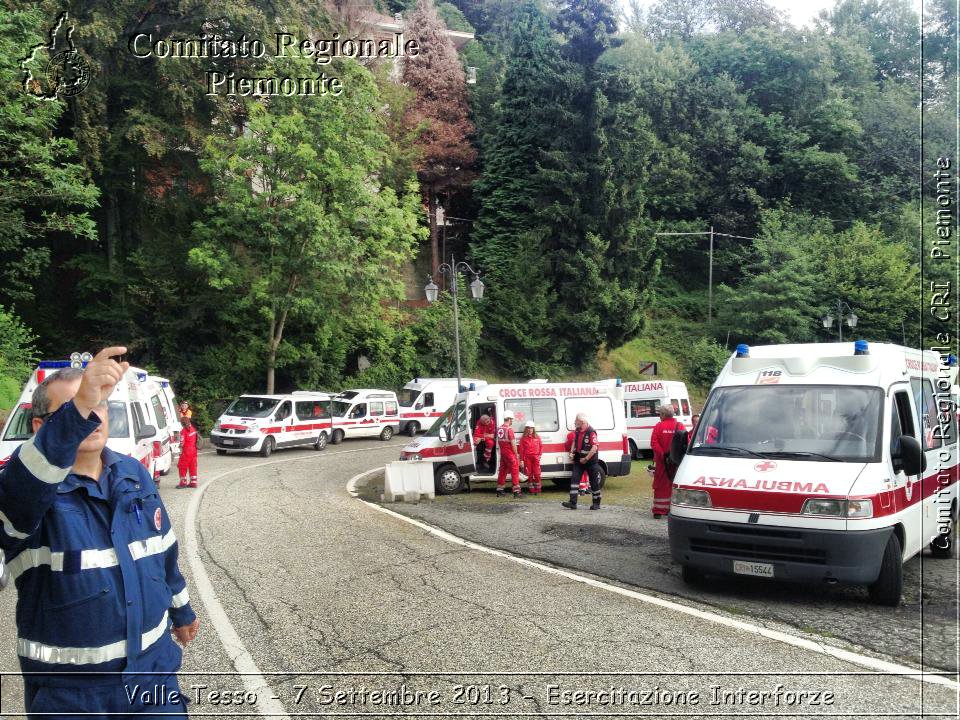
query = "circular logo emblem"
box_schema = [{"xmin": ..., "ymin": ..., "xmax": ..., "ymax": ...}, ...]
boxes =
[
  {"xmin": 153, "ymin": 507, "xmax": 162, "ymax": 532},
  {"xmin": 45, "ymin": 49, "xmax": 91, "ymax": 97},
  {"xmin": 456, "ymin": 437, "xmax": 465, "ymax": 450},
  {"xmin": 754, "ymin": 460, "xmax": 777, "ymax": 473}
]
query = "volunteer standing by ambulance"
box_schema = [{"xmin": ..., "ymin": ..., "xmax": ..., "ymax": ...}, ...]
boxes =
[
  {"xmin": 0, "ymin": 347, "xmax": 198, "ymax": 717},
  {"xmin": 496, "ymin": 411, "xmax": 522, "ymax": 498},
  {"xmin": 518, "ymin": 421, "xmax": 543, "ymax": 495},
  {"xmin": 562, "ymin": 413, "xmax": 602, "ymax": 510},
  {"xmin": 650, "ymin": 403, "xmax": 683, "ymax": 518}
]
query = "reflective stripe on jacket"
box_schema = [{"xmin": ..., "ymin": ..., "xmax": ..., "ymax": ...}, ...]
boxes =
[{"xmin": 0, "ymin": 400, "xmax": 196, "ymax": 685}]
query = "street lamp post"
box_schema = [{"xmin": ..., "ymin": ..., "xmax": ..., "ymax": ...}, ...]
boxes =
[
  {"xmin": 821, "ymin": 300, "xmax": 858, "ymax": 341},
  {"xmin": 425, "ymin": 256, "xmax": 485, "ymax": 391}
]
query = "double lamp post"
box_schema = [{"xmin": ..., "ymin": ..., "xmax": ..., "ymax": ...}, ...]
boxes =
[{"xmin": 424, "ymin": 257, "xmax": 484, "ymax": 392}]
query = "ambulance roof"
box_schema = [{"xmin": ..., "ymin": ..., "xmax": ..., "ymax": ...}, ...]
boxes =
[
  {"xmin": 336, "ymin": 388, "xmax": 397, "ymax": 397},
  {"xmin": 406, "ymin": 377, "xmax": 485, "ymax": 386},
  {"xmin": 715, "ymin": 342, "xmax": 945, "ymax": 389}
]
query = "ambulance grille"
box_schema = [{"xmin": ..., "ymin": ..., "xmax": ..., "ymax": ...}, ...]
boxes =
[{"xmin": 689, "ymin": 538, "xmax": 827, "ymax": 565}]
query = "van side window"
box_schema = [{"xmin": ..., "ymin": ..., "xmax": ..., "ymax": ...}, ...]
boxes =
[
  {"xmin": 893, "ymin": 391, "xmax": 916, "ymax": 439},
  {"xmin": 423, "ymin": 393, "xmax": 434, "ymax": 407},
  {"xmin": 351, "ymin": 404, "xmax": 367, "ymax": 419},
  {"xmin": 671, "ymin": 399, "xmax": 680, "ymax": 414},
  {"xmin": 910, "ymin": 378, "xmax": 941, "ymax": 449},
  {"xmin": 385, "ymin": 401, "xmax": 398, "ymax": 416},
  {"xmin": 150, "ymin": 395, "xmax": 168, "ymax": 430},
  {"xmin": 370, "ymin": 402, "xmax": 384, "ymax": 417},
  {"xmin": 681, "ymin": 399, "xmax": 691, "ymax": 416},
  {"xmin": 504, "ymin": 398, "xmax": 559, "ymax": 432},
  {"xmin": 131, "ymin": 403, "xmax": 146, "ymax": 436},
  {"xmin": 629, "ymin": 400, "xmax": 658, "ymax": 418},
  {"xmin": 889, "ymin": 400, "xmax": 903, "ymax": 458},
  {"xmin": 275, "ymin": 402, "xmax": 292, "ymax": 421},
  {"xmin": 295, "ymin": 401, "xmax": 329, "ymax": 420}
]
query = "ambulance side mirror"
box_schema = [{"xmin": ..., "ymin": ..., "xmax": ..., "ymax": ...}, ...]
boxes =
[
  {"xmin": 893, "ymin": 435, "xmax": 925, "ymax": 476},
  {"xmin": 438, "ymin": 426, "xmax": 449, "ymax": 442},
  {"xmin": 415, "ymin": 402, "xmax": 423, "ymax": 410},
  {"xmin": 669, "ymin": 429, "xmax": 689, "ymax": 466},
  {"xmin": 136, "ymin": 424, "xmax": 157, "ymax": 441}
]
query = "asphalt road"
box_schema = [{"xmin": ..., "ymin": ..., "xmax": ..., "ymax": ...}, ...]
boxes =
[
  {"xmin": 384, "ymin": 479, "xmax": 960, "ymax": 675},
  {"xmin": 0, "ymin": 441, "xmax": 955, "ymax": 718}
]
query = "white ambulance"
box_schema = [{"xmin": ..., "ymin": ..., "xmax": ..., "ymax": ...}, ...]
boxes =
[
  {"xmin": 668, "ymin": 341, "xmax": 959, "ymax": 606},
  {"xmin": 623, "ymin": 379, "xmax": 693, "ymax": 458},
  {"xmin": 397, "ymin": 377, "xmax": 487, "ymax": 436},
  {"xmin": 211, "ymin": 392, "xmax": 334, "ymax": 457},
  {"xmin": 148, "ymin": 375, "xmax": 179, "ymax": 447},
  {"xmin": 400, "ymin": 380, "xmax": 632, "ymax": 494},
  {"xmin": 0, "ymin": 361, "xmax": 169, "ymax": 480},
  {"xmin": 330, "ymin": 389, "xmax": 401, "ymax": 443}
]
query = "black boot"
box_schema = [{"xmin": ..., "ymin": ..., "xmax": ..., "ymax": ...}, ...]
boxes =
[
  {"xmin": 590, "ymin": 498, "xmax": 601, "ymax": 510},
  {"xmin": 561, "ymin": 494, "xmax": 577, "ymax": 510}
]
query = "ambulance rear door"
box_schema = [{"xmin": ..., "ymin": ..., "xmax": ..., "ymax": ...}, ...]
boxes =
[{"xmin": 446, "ymin": 397, "xmax": 475, "ymax": 472}]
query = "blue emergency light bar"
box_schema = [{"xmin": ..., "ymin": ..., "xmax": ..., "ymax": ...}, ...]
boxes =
[
  {"xmin": 136, "ymin": 372, "xmax": 147, "ymax": 382},
  {"xmin": 38, "ymin": 360, "xmax": 74, "ymax": 369},
  {"xmin": 735, "ymin": 344, "xmax": 750, "ymax": 358},
  {"xmin": 854, "ymin": 340, "xmax": 869, "ymax": 355},
  {"xmin": 947, "ymin": 354, "xmax": 958, "ymax": 367},
  {"xmin": 616, "ymin": 378, "xmax": 622, "ymax": 387}
]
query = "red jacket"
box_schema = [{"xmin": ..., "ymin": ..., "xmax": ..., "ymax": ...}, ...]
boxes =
[
  {"xmin": 518, "ymin": 434, "xmax": 542, "ymax": 458},
  {"xmin": 496, "ymin": 423, "xmax": 517, "ymax": 454},
  {"xmin": 651, "ymin": 418, "xmax": 684, "ymax": 460},
  {"xmin": 180, "ymin": 425, "xmax": 198, "ymax": 456}
]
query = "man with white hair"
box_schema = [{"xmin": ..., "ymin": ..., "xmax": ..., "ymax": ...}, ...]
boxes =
[
  {"xmin": 495, "ymin": 410, "xmax": 521, "ymax": 498},
  {"xmin": 650, "ymin": 402, "xmax": 684, "ymax": 518},
  {"xmin": 562, "ymin": 412, "xmax": 602, "ymax": 510},
  {"xmin": 0, "ymin": 347, "xmax": 198, "ymax": 716}
]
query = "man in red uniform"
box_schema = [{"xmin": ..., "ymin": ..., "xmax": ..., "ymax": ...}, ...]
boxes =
[
  {"xmin": 472, "ymin": 413, "xmax": 495, "ymax": 473},
  {"xmin": 177, "ymin": 416, "xmax": 199, "ymax": 488},
  {"xmin": 650, "ymin": 404, "xmax": 684, "ymax": 518},
  {"xmin": 562, "ymin": 413, "xmax": 602, "ymax": 510},
  {"xmin": 495, "ymin": 411, "xmax": 521, "ymax": 498},
  {"xmin": 518, "ymin": 421, "xmax": 543, "ymax": 494},
  {"xmin": 565, "ymin": 429, "xmax": 589, "ymax": 494}
]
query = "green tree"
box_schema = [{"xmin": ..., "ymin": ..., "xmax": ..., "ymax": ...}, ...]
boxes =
[
  {"xmin": 190, "ymin": 58, "xmax": 424, "ymax": 393},
  {"xmin": 0, "ymin": 7, "xmax": 98, "ymax": 304},
  {"xmin": 0, "ymin": 305, "xmax": 37, "ymax": 410}
]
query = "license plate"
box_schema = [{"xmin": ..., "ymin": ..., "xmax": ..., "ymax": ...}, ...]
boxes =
[
  {"xmin": 733, "ymin": 560, "xmax": 774, "ymax": 578},
  {"xmin": 221, "ymin": 439, "xmax": 235, "ymax": 446}
]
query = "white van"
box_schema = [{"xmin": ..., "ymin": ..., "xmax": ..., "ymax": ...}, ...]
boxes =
[
  {"xmin": 397, "ymin": 378, "xmax": 487, "ymax": 436},
  {"xmin": 0, "ymin": 361, "xmax": 167, "ymax": 479},
  {"xmin": 330, "ymin": 389, "xmax": 401, "ymax": 443},
  {"xmin": 400, "ymin": 380, "xmax": 632, "ymax": 494},
  {"xmin": 623, "ymin": 380, "xmax": 692, "ymax": 458},
  {"xmin": 211, "ymin": 392, "xmax": 334, "ymax": 457},
  {"xmin": 668, "ymin": 341, "xmax": 959, "ymax": 605},
  {"xmin": 148, "ymin": 375, "xmax": 179, "ymax": 446}
]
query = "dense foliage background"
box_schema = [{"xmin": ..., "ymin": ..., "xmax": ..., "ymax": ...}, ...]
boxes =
[{"xmin": 2, "ymin": 0, "xmax": 955, "ymax": 420}]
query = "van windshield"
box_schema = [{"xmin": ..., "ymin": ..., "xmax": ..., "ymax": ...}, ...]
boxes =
[
  {"xmin": 398, "ymin": 389, "xmax": 420, "ymax": 407},
  {"xmin": 426, "ymin": 405, "xmax": 456, "ymax": 437},
  {"xmin": 331, "ymin": 401, "xmax": 352, "ymax": 417},
  {"xmin": 108, "ymin": 401, "xmax": 130, "ymax": 438},
  {"xmin": 225, "ymin": 397, "xmax": 279, "ymax": 418},
  {"xmin": 690, "ymin": 385, "xmax": 884, "ymax": 463},
  {"xmin": 3, "ymin": 404, "xmax": 32, "ymax": 441}
]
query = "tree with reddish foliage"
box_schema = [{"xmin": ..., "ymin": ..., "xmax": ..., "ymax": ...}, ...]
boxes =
[{"xmin": 402, "ymin": 0, "xmax": 477, "ymax": 273}]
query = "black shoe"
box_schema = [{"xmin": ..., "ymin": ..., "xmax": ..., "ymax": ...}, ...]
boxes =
[
  {"xmin": 496, "ymin": 489, "xmax": 504, "ymax": 498},
  {"xmin": 513, "ymin": 490, "xmax": 521, "ymax": 498},
  {"xmin": 590, "ymin": 502, "xmax": 600, "ymax": 510},
  {"xmin": 653, "ymin": 513, "xmax": 662, "ymax": 519},
  {"xmin": 561, "ymin": 501, "xmax": 577, "ymax": 510}
]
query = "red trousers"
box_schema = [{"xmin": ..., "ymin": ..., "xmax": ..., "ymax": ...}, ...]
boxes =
[
  {"xmin": 497, "ymin": 451, "xmax": 520, "ymax": 490},
  {"xmin": 521, "ymin": 454, "xmax": 541, "ymax": 493},
  {"xmin": 652, "ymin": 455, "xmax": 675, "ymax": 515},
  {"xmin": 178, "ymin": 451, "xmax": 198, "ymax": 480}
]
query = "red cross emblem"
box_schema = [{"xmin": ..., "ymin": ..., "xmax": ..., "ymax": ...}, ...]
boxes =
[{"xmin": 754, "ymin": 461, "xmax": 777, "ymax": 472}]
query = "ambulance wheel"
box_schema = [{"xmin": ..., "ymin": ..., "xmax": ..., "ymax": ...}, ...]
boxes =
[
  {"xmin": 380, "ymin": 426, "xmax": 394, "ymax": 441},
  {"xmin": 681, "ymin": 564, "xmax": 706, "ymax": 586},
  {"xmin": 331, "ymin": 429, "xmax": 344, "ymax": 445},
  {"xmin": 216, "ymin": 449, "xmax": 227, "ymax": 456},
  {"xmin": 406, "ymin": 422, "xmax": 420, "ymax": 437},
  {"xmin": 435, "ymin": 465, "xmax": 464, "ymax": 495},
  {"xmin": 868, "ymin": 532, "xmax": 903, "ymax": 606},
  {"xmin": 930, "ymin": 514, "xmax": 955, "ymax": 559},
  {"xmin": 260, "ymin": 437, "xmax": 275, "ymax": 458},
  {"xmin": 629, "ymin": 440, "xmax": 640, "ymax": 460},
  {"xmin": 314, "ymin": 432, "xmax": 328, "ymax": 451}
]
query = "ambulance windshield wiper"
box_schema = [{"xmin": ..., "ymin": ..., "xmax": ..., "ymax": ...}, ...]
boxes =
[
  {"xmin": 691, "ymin": 445, "xmax": 766, "ymax": 459},
  {"xmin": 760, "ymin": 450, "xmax": 843, "ymax": 462}
]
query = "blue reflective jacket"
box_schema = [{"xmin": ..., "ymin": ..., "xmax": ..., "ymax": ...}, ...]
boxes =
[{"xmin": 0, "ymin": 400, "xmax": 196, "ymax": 686}]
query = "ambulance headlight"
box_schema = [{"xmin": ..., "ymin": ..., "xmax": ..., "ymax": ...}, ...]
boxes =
[
  {"xmin": 802, "ymin": 499, "xmax": 873, "ymax": 518},
  {"xmin": 672, "ymin": 488, "xmax": 711, "ymax": 507},
  {"xmin": 212, "ymin": 421, "xmax": 221, "ymax": 433}
]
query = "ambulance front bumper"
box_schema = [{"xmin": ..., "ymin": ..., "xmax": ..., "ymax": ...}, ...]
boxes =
[
  {"xmin": 210, "ymin": 433, "xmax": 258, "ymax": 449},
  {"xmin": 668, "ymin": 516, "xmax": 892, "ymax": 585}
]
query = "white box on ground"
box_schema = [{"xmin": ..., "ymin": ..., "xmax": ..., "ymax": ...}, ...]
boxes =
[{"xmin": 383, "ymin": 461, "xmax": 435, "ymax": 503}]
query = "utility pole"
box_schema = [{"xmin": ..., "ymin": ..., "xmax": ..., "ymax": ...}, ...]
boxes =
[{"xmin": 708, "ymin": 226, "xmax": 714, "ymax": 323}]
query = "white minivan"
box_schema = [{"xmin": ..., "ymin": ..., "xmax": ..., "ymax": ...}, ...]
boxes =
[
  {"xmin": 331, "ymin": 389, "xmax": 401, "ymax": 443},
  {"xmin": 211, "ymin": 392, "xmax": 334, "ymax": 457},
  {"xmin": 669, "ymin": 341, "xmax": 959, "ymax": 605},
  {"xmin": 623, "ymin": 380, "xmax": 692, "ymax": 458},
  {"xmin": 397, "ymin": 377, "xmax": 487, "ymax": 436}
]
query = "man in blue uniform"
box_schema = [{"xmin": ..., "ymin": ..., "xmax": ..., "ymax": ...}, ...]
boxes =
[{"xmin": 0, "ymin": 346, "xmax": 200, "ymax": 717}]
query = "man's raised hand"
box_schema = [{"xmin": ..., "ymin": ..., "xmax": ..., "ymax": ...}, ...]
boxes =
[{"xmin": 74, "ymin": 347, "xmax": 130, "ymax": 419}]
